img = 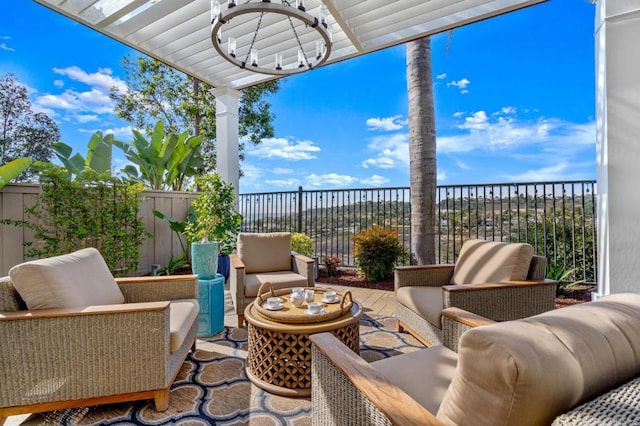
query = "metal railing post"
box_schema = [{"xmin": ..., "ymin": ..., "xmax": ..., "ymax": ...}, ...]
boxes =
[{"xmin": 297, "ymin": 186, "xmax": 303, "ymax": 234}]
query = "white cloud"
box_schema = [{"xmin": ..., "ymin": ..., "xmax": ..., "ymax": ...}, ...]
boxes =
[
  {"xmin": 366, "ymin": 115, "xmax": 406, "ymax": 132},
  {"xmin": 74, "ymin": 114, "xmax": 99, "ymax": 123},
  {"xmin": 0, "ymin": 43, "xmax": 15, "ymax": 52},
  {"xmin": 34, "ymin": 87, "xmax": 116, "ymax": 117},
  {"xmin": 364, "ymin": 174, "xmax": 390, "ymax": 186},
  {"xmin": 436, "ymin": 73, "xmax": 447, "ymax": 80},
  {"xmin": 453, "ymin": 112, "xmax": 464, "ymax": 118},
  {"xmin": 438, "ymin": 171, "xmax": 447, "ymax": 181},
  {"xmin": 447, "ymin": 78, "xmax": 471, "ymax": 93},
  {"xmin": 79, "ymin": 125, "xmax": 132, "ymax": 141},
  {"xmin": 361, "ymin": 133, "xmax": 409, "ymax": 170},
  {"xmin": 53, "ymin": 66, "xmax": 127, "ymax": 92},
  {"xmin": 272, "ymin": 167, "xmax": 294, "ymax": 174},
  {"xmin": 455, "ymin": 159, "xmax": 471, "ymax": 170},
  {"xmin": 505, "ymin": 162, "xmax": 572, "ymax": 181},
  {"xmin": 265, "ymin": 178, "xmax": 300, "ymax": 187},
  {"xmin": 53, "ymin": 80, "xmax": 64, "ymax": 88},
  {"xmin": 247, "ymin": 137, "xmax": 320, "ymax": 161},
  {"xmin": 438, "ymin": 108, "xmax": 596, "ymax": 162},
  {"xmin": 306, "ymin": 173, "xmax": 358, "ymax": 188},
  {"xmin": 500, "ymin": 106, "xmax": 516, "ymax": 115}
]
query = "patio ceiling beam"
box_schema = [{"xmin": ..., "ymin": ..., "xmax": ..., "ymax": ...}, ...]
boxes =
[{"xmin": 321, "ymin": 0, "xmax": 364, "ymax": 52}]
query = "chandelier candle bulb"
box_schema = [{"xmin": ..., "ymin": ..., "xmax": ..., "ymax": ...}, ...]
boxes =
[
  {"xmin": 298, "ymin": 49, "xmax": 305, "ymax": 67},
  {"xmin": 228, "ymin": 0, "xmax": 236, "ymax": 7},
  {"xmin": 275, "ymin": 53, "xmax": 283, "ymax": 70},
  {"xmin": 320, "ymin": 4, "xmax": 328, "ymax": 26},
  {"xmin": 316, "ymin": 40, "xmax": 323, "ymax": 59},
  {"xmin": 228, "ymin": 37, "xmax": 236, "ymax": 57},
  {"xmin": 217, "ymin": 28, "xmax": 222, "ymax": 42},
  {"xmin": 250, "ymin": 49, "xmax": 259, "ymax": 67},
  {"xmin": 296, "ymin": 0, "xmax": 305, "ymax": 12},
  {"xmin": 211, "ymin": 0, "xmax": 220, "ymax": 23}
]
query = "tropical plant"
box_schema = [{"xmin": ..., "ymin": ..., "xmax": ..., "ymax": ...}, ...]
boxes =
[
  {"xmin": 112, "ymin": 121, "xmax": 203, "ymax": 191},
  {"xmin": 0, "ymin": 157, "xmax": 32, "ymax": 188},
  {"xmin": 407, "ymin": 37, "xmax": 437, "ymax": 265},
  {"xmin": 291, "ymin": 232, "xmax": 314, "ymax": 257},
  {"xmin": 152, "ymin": 208, "xmax": 194, "ymax": 260},
  {"xmin": 184, "ymin": 174, "xmax": 242, "ymax": 252},
  {"xmin": 110, "ymin": 56, "xmax": 279, "ymax": 174},
  {"xmin": 45, "ymin": 132, "xmax": 114, "ymax": 180},
  {"xmin": 157, "ymin": 254, "xmax": 190, "ymax": 275},
  {"xmin": 0, "ymin": 73, "xmax": 60, "ymax": 181},
  {"xmin": 353, "ymin": 226, "xmax": 406, "ymax": 281},
  {"xmin": 546, "ymin": 261, "xmax": 585, "ymax": 295}
]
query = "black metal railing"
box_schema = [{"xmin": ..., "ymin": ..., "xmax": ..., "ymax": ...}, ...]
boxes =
[{"xmin": 239, "ymin": 180, "xmax": 597, "ymax": 284}]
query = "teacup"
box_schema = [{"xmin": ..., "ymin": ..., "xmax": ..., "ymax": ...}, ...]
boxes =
[
  {"xmin": 266, "ymin": 296, "xmax": 281, "ymax": 307},
  {"xmin": 304, "ymin": 289, "xmax": 315, "ymax": 303},
  {"xmin": 307, "ymin": 301, "xmax": 323, "ymax": 314},
  {"xmin": 323, "ymin": 291, "xmax": 337, "ymax": 301}
]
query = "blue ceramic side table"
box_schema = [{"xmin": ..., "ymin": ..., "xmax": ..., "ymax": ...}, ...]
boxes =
[{"xmin": 197, "ymin": 273, "xmax": 225, "ymax": 337}]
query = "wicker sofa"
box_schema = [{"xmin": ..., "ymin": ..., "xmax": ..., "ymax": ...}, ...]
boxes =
[
  {"xmin": 0, "ymin": 248, "xmax": 199, "ymax": 423},
  {"xmin": 395, "ymin": 239, "xmax": 557, "ymax": 346},
  {"xmin": 312, "ymin": 292, "xmax": 640, "ymax": 425}
]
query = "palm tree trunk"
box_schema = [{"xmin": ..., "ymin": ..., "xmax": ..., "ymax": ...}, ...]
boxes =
[{"xmin": 407, "ymin": 37, "xmax": 437, "ymax": 265}]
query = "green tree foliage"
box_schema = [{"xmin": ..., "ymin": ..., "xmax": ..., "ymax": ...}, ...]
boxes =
[
  {"xmin": 0, "ymin": 73, "xmax": 60, "ymax": 181},
  {"xmin": 291, "ymin": 232, "xmax": 314, "ymax": 257},
  {"xmin": 112, "ymin": 121, "xmax": 203, "ymax": 190},
  {"xmin": 353, "ymin": 226, "xmax": 406, "ymax": 281},
  {"xmin": 4, "ymin": 171, "xmax": 148, "ymax": 276},
  {"xmin": 109, "ymin": 56, "xmax": 279, "ymax": 174}
]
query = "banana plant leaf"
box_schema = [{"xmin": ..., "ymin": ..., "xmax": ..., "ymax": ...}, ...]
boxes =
[{"xmin": 0, "ymin": 158, "xmax": 32, "ymax": 188}]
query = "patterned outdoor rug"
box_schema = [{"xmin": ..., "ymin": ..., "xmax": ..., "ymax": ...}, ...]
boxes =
[{"xmin": 18, "ymin": 315, "xmax": 422, "ymax": 425}]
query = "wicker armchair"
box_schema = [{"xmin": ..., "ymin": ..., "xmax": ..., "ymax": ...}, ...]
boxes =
[
  {"xmin": 395, "ymin": 239, "xmax": 557, "ymax": 347},
  {"xmin": 230, "ymin": 232, "xmax": 314, "ymax": 327},
  {"xmin": 0, "ymin": 249, "xmax": 199, "ymax": 423}
]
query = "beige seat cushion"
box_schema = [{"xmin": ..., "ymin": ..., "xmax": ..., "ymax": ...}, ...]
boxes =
[
  {"xmin": 169, "ymin": 300, "xmax": 199, "ymax": 353},
  {"xmin": 449, "ymin": 239, "xmax": 534, "ymax": 285},
  {"xmin": 437, "ymin": 292, "xmax": 640, "ymax": 426},
  {"xmin": 237, "ymin": 232, "xmax": 292, "ymax": 274},
  {"xmin": 396, "ymin": 286, "xmax": 444, "ymax": 328},
  {"xmin": 244, "ymin": 271, "xmax": 309, "ymax": 298},
  {"xmin": 372, "ymin": 345, "xmax": 458, "ymax": 414},
  {"xmin": 9, "ymin": 247, "xmax": 124, "ymax": 310}
]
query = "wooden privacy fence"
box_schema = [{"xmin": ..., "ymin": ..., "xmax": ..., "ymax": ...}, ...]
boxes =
[{"xmin": 0, "ymin": 184, "xmax": 196, "ymax": 276}]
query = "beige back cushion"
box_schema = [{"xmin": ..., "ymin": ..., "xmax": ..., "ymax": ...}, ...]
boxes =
[
  {"xmin": 437, "ymin": 293, "xmax": 640, "ymax": 426},
  {"xmin": 237, "ymin": 232, "xmax": 292, "ymax": 274},
  {"xmin": 449, "ymin": 239, "xmax": 534, "ymax": 284},
  {"xmin": 9, "ymin": 247, "xmax": 124, "ymax": 310}
]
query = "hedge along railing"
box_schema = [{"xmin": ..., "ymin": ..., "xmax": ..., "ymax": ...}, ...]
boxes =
[
  {"xmin": 239, "ymin": 180, "xmax": 597, "ymax": 284},
  {"xmin": 0, "ymin": 183, "xmax": 196, "ymax": 276}
]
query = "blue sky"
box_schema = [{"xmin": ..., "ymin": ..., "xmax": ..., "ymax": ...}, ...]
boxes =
[{"xmin": 2, "ymin": 1, "xmax": 596, "ymax": 193}]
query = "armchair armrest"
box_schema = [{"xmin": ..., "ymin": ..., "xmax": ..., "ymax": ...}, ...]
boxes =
[
  {"xmin": 394, "ymin": 265, "xmax": 455, "ymax": 290},
  {"xmin": 311, "ymin": 332, "xmax": 443, "ymax": 426},
  {"xmin": 116, "ymin": 274, "xmax": 197, "ymax": 303},
  {"xmin": 292, "ymin": 253, "xmax": 314, "ymax": 286},
  {"xmin": 441, "ymin": 307, "xmax": 495, "ymax": 352},
  {"xmin": 0, "ymin": 301, "xmax": 169, "ymax": 320},
  {"xmin": 443, "ymin": 278, "xmax": 557, "ymax": 292}
]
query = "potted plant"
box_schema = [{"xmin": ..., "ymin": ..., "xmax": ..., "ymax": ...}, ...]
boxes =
[{"xmin": 185, "ymin": 173, "xmax": 242, "ymax": 280}]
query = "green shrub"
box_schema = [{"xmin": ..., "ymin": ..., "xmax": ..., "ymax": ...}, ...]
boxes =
[
  {"xmin": 291, "ymin": 232, "xmax": 314, "ymax": 257},
  {"xmin": 353, "ymin": 226, "xmax": 406, "ymax": 281}
]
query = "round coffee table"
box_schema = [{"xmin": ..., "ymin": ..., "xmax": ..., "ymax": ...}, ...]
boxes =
[{"xmin": 244, "ymin": 294, "xmax": 362, "ymax": 397}]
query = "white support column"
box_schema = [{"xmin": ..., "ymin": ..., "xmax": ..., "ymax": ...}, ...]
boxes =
[
  {"xmin": 212, "ymin": 87, "xmax": 241, "ymax": 194},
  {"xmin": 594, "ymin": 1, "xmax": 640, "ymax": 297}
]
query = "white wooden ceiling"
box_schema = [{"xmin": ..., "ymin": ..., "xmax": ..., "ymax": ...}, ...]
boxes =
[{"xmin": 34, "ymin": 0, "xmax": 547, "ymax": 89}]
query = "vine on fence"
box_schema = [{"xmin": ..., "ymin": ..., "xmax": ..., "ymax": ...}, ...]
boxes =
[{"xmin": 3, "ymin": 171, "xmax": 148, "ymax": 276}]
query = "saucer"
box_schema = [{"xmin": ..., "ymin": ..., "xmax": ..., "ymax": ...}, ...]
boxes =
[
  {"xmin": 264, "ymin": 303, "xmax": 284, "ymax": 311},
  {"xmin": 322, "ymin": 296, "xmax": 340, "ymax": 304},
  {"xmin": 305, "ymin": 308, "xmax": 326, "ymax": 315}
]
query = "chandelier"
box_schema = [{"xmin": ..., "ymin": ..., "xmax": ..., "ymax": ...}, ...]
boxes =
[{"xmin": 210, "ymin": 0, "xmax": 333, "ymax": 76}]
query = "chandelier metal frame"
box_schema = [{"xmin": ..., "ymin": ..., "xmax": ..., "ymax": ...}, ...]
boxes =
[{"xmin": 210, "ymin": 1, "xmax": 333, "ymax": 76}]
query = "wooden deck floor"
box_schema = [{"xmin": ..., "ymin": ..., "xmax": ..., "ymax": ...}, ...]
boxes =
[{"xmin": 315, "ymin": 283, "xmax": 396, "ymax": 317}]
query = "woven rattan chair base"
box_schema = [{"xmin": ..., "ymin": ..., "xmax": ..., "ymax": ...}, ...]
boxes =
[{"xmin": 244, "ymin": 301, "xmax": 362, "ymax": 397}]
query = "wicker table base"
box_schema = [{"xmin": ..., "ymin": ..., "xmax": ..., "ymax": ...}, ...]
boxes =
[{"xmin": 244, "ymin": 300, "xmax": 362, "ymax": 397}]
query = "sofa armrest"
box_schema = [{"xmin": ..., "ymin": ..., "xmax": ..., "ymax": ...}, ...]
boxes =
[
  {"xmin": 116, "ymin": 274, "xmax": 197, "ymax": 303},
  {"xmin": 0, "ymin": 303, "xmax": 170, "ymax": 409},
  {"xmin": 394, "ymin": 265, "xmax": 455, "ymax": 291},
  {"xmin": 292, "ymin": 253, "xmax": 314, "ymax": 287},
  {"xmin": 441, "ymin": 307, "xmax": 496, "ymax": 352},
  {"xmin": 311, "ymin": 332, "xmax": 443, "ymax": 426},
  {"xmin": 442, "ymin": 279, "xmax": 558, "ymax": 322},
  {"xmin": 229, "ymin": 253, "xmax": 246, "ymax": 310}
]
